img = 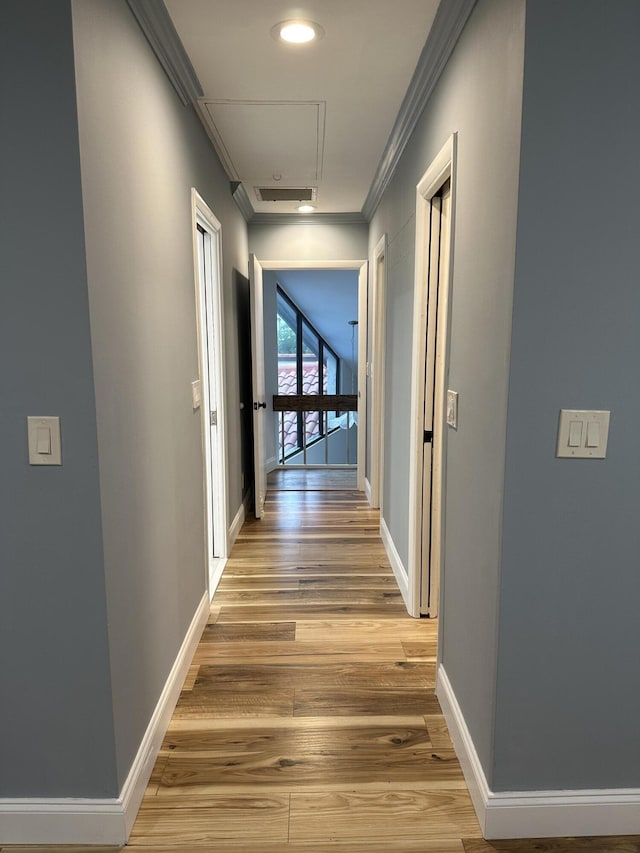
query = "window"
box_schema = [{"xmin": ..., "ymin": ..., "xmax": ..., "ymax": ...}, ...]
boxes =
[{"xmin": 276, "ymin": 286, "xmax": 340, "ymax": 461}]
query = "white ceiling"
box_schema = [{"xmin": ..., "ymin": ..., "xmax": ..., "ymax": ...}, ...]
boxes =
[{"xmin": 165, "ymin": 0, "xmax": 441, "ymax": 215}]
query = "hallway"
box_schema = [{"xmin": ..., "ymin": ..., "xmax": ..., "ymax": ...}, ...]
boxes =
[
  {"xmin": 129, "ymin": 487, "xmax": 482, "ymax": 848},
  {"xmin": 3, "ymin": 488, "xmax": 640, "ymax": 850}
]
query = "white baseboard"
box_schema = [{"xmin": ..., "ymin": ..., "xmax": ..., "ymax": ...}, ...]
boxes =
[
  {"xmin": 208, "ymin": 556, "xmax": 227, "ymax": 600},
  {"xmin": 0, "ymin": 591, "xmax": 209, "ymax": 845},
  {"xmin": 266, "ymin": 455, "xmax": 278, "ymax": 474},
  {"xmin": 364, "ymin": 476, "xmax": 372, "ymax": 504},
  {"xmin": 436, "ymin": 664, "xmax": 640, "ymax": 839},
  {"xmin": 435, "ymin": 663, "xmax": 491, "ymax": 833},
  {"xmin": 380, "ymin": 515, "xmax": 411, "ymax": 614},
  {"xmin": 228, "ymin": 492, "xmax": 250, "ymax": 551}
]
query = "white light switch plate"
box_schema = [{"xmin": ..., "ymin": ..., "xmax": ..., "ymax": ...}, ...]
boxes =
[
  {"xmin": 191, "ymin": 379, "xmax": 201, "ymax": 410},
  {"xmin": 27, "ymin": 416, "xmax": 62, "ymax": 465},
  {"xmin": 446, "ymin": 390, "xmax": 458, "ymax": 429},
  {"xmin": 556, "ymin": 409, "xmax": 610, "ymax": 458}
]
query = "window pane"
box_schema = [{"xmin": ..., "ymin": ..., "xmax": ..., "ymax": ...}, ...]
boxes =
[
  {"xmin": 301, "ymin": 322, "xmax": 319, "ymax": 395},
  {"xmin": 277, "ymin": 293, "xmax": 300, "ymax": 460},
  {"xmin": 323, "ymin": 350, "xmax": 337, "ymax": 395},
  {"xmin": 277, "ymin": 294, "xmax": 298, "ymax": 396}
]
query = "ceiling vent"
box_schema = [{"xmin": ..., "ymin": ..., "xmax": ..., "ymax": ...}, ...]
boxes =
[{"xmin": 255, "ymin": 186, "xmax": 317, "ymax": 203}]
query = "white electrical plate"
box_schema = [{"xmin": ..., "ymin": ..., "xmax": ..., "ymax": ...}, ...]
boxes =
[
  {"xmin": 556, "ymin": 409, "xmax": 610, "ymax": 459},
  {"xmin": 27, "ymin": 416, "xmax": 62, "ymax": 465},
  {"xmin": 446, "ymin": 390, "xmax": 458, "ymax": 429},
  {"xmin": 191, "ymin": 379, "xmax": 201, "ymax": 410}
]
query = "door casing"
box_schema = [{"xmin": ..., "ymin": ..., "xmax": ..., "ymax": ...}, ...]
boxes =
[
  {"xmin": 191, "ymin": 188, "xmax": 229, "ymax": 596},
  {"xmin": 254, "ymin": 259, "xmax": 368, "ymax": 494},
  {"xmin": 407, "ymin": 134, "xmax": 457, "ymax": 620}
]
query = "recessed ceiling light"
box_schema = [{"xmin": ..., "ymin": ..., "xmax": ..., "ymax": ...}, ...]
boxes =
[
  {"xmin": 297, "ymin": 204, "xmax": 316, "ymax": 213},
  {"xmin": 272, "ymin": 20, "xmax": 324, "ymax": 44}
]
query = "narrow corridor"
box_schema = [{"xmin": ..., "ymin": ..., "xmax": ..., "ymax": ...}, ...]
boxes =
[{"xmin": 130, "ymin": 487, "xmax": 481, "ymax": 848}]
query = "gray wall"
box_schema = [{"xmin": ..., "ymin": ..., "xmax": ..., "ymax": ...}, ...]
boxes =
[
  {"xmin": 249, "ymin": 220, "xmax": 368, "ymax": 262},
  {"xmin": 368, "ymin": 0, "xmax": 526, "ymax": 780},
  {"xmin": 72, "ymin": 0, "xmax": 248, "ymax": 789},
  {"xmin": 0, "ymin": 0, "xmax": 117, "ymax": 797},
  {"xmin": 494, "ymin": 0, "xmax": 640, "ymax": 792}
]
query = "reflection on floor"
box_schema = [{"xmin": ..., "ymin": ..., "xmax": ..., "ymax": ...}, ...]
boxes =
[{"xmin": 268, "ymin": 466, "xmax": 357, "ymax": 491}]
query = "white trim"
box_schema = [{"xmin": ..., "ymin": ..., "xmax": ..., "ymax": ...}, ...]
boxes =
[
  {"xmin": 208, "ymin": 556, "xmax": 227, "ymax": 600},
  {"xmin": 364, "ymin": 476, "xmax": 372, "ymax": 504},
  {"xmin": 436, "ymin": 664, "xmax": 490, "ymax": 833},
  {"xmin": 362, "ymin": 0, "xmax": 475, "ymax": 219},
  {"xmin": 0, "ymin": 592, "xmax": 209, "ymax": 845},
  {"xmin": 259, "ymin": 259, "xmax": 366, "ymax": 271},
  {"xmin": 192, "ymin": 189, "xmax": 230, "ymax": 578},
  {"xmin": 436, "ymin": 664, "xmax": 640, "ymax": 839},
  {"xmin": 369, "ymin": 234, "xmax": 387, "ymax": 509},
  {"xmin": 228, "ymin": 493, "xmax": 249, "ymax": 550},
  {"xmin": 256, "ymin": 258, "xmax": 368, "ymax": 492},
  {"xmin": 126, "ymin": 0, "xmax": 203, "ymax": 106},
  {"xmin": 357, "ymin": 261, "xmax": 368, "ymax": 492},
  {"xmin": 407, "ymin": 135, "xmax": 457, "ymax": 618},
  {"xmin": 380, "ymin": 516, "xmax": 411, "ymax": 615}
]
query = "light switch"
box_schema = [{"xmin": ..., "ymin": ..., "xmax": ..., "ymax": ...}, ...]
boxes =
[
  {"xmin": 568, "ymin": 420, "xmax": 583, "ymax": 447},
  {"xmin": 28, "ymin": 416, "xmax": 62, "ymax": 465},
  {"xmin": 556, "ymin": 409, "xmax": 610, "ymax": 459},
  {"xmin": 586, "ymin": 420, "xmax": 600, "ymax": 448},
  {"xmin": 191, "ymin": 379, "xmax": 201, "ymax": 410},
  {"xmin": 446, "ymin": 390, "xmax": 459, "ymax": 429},
  {"xmin": 36, "ymin": 426, "xmax": 52, "ymax": 455}
]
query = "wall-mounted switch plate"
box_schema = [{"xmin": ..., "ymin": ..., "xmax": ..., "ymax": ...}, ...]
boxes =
[
  {"xmin": 446, "ymin": 390, "xmax": 459, "ymax": 429},
  {"xmin": 191, "ymin": 379, "xmax": 201, "ymax": 410},
  {"xmin": 556, "ymin": 409, "xmax": 610, "ymax": 458},
  {"xmin": 27, "ymin": 416, "xmax": 62, "ymax": 465}
]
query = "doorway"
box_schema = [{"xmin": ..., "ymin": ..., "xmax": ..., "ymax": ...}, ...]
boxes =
[
  {"xmin": 408, "ymin": 136, "xmax": 456, "ymax": 618},
  {"xmin": 192, "ymin": 189, "xmax": 229, "ymax": 595},
  {"xmin": 249, "ymin": 259, "xmax": 367, "ymax": 515}
]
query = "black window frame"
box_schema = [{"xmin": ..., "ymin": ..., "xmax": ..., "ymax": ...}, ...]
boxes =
[{"xmin": 276, "ymin": 285, "xmax": 341, "ymax": 460}]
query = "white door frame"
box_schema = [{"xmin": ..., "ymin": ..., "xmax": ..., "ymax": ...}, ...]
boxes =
[
  {"xmin": 258, "ymin": 259, "xmax": 368, "ymax": 492},
  {"xmin": 368, "ymin": 234, "xmax": 387, "ymax": 509},
  {"xmin": 249, "ymin": 254, "xmax": 267, "ymax": 518},
  {"xmin": 191, "ymin": 188, "xmax": 229, "ymax": 596},
  {"xmin": 407, "ymin": 135, "xmax": 457, "ymax": 618}
]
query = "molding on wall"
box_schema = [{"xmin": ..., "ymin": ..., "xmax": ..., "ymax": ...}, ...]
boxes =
[
  {"xmin": 208, "ymin": 557, "xmax": 227, "ymax": 601},
  {"xmin": 230, "ymin": 182, "xmax": 255, "ymax": 222},
  {"xmin": 436, "ymin": 665, "xmax": 640, "ymax": 840},
  {"xmin": 126, "ymin": 0, "xmax": 203, "ymax": 106},
  {"xmin": 361, "ymin": 0, "xmax": 476, "ymax": 220},
  {"xmin": 266, "ymin": 455, "xmax": 279, "ymax": 474},
  {"xmin": 435, "ymin": 664, "xmax": 491, "ymax": 834},
  {"xmin": 228, "ymin": 494, "xmax": 250, "ymax": 550},
  {"xmin": 0, "ymin": 591, "xmax": 209, "ymax": 845},
  {"xmin": 380, "ymin": 516, "xmax": 410, "ymax": 614},
  {"xmin": 250, "ymin": 212, "xmax": 368, "ymax": 227},
  {"xmin": 364, "ymin": 476, "xmax": 372, "ymax": 505}
]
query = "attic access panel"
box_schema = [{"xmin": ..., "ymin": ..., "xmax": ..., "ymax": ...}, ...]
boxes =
[{"xmin": 198, "ymin": 99, "xmax": 326, "ymax": 184}]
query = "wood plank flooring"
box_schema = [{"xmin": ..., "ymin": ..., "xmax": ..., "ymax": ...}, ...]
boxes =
[
  {"xmin": 268, "ymin": 467, "xmax": 358, "ymax": 490},
  {"xmin": 5, "ymin": 488, "xmax": 640, "ymax": 852}
]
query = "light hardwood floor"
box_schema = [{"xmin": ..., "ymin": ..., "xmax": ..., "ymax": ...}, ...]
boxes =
[
  {"xmin": 267, "ymin": 467, "xmax": 357, "ymax": 491},
  {"xmin": 6, "ymin": 489, "xmax": 640, "ymax": 852}
]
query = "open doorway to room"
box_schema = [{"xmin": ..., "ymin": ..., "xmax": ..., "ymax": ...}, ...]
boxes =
[
  {"xmin": 267, "ymin": 269, "xmax": 358, "ymax": 491},
  {"xmin": 249, "ymin": 259, "xmax": 367, "ymax": 507}
]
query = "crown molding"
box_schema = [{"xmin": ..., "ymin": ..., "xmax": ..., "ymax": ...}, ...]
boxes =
[
  {"xmin": 362, "ymin": 0, "xmax": 477, "ymax": 221},
  {"xmin": 250, "ymin": 212, "xmax": 367, "ymax": 227},
  {"xmin": 230, "ymin": 182, "xmax": 255, "ymax": 222},
  {"xmin": 126, "ymin": 0, "xmax": 203, "ymax": 106}
]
